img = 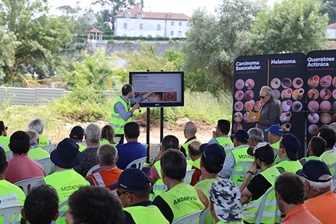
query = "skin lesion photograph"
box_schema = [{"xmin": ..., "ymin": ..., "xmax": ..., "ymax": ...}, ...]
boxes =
[
  {"xmin": 147, "ymin": 92, "xmax": 163, "ymax": 102},
  {"xmin": 163, "ymin": 92, "xmax": 177, "ymax": 101}
]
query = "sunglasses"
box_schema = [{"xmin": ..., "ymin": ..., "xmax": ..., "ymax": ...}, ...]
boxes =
[{"xmin": 259, "ymin": 95, "xmax": 268, "ymax": 99}]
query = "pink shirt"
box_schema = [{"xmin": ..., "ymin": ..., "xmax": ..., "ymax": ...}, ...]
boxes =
[{"xmin": 5, "ymin": 154, "xmax": 46, "ymax": 184}]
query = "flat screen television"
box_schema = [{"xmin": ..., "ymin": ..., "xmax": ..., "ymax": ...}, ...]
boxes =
[{"xmin": 129, "ymin": 71, "xmax": 184, "ymax": 107}]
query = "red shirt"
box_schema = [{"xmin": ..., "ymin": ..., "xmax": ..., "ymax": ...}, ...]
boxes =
[{"xmin": 282, "ymin": 204, "xmax": 321, "ymax": 224}]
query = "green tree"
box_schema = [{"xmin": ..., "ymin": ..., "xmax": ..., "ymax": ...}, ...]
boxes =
[
  {"xmin": 182, "ymin": 0, "xmax": 263, "ymax": 92},
  {"xmin": 321, "ymin": 0, "xmax": 336, "ymax": 23},
  {"xmin": 250, "ymin": 0, "xmax": 328, "ymax": 54}
]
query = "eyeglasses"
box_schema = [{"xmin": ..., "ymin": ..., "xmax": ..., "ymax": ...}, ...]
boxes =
[{"xmin": 259, "ymin": 95, "xmax": 268, "ymax": 99}]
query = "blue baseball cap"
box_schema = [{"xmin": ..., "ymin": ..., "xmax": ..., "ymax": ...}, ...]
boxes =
[
  {"xmin": 265, "ymin": 124, "xmax": 283, "ymax": 136},
  {"xmin": 296, "ymin": 160, "xmax": 332, "ymax": 182},
  {"xmin": 110, "ymin": 168, "xmax": 150, "ymax": 191}
]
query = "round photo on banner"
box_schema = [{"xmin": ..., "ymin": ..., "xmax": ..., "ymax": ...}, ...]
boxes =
[
  {"xmin": 320, "ymin": 113, "xmax": 332, "ymax": 124},
  {"xmin": 320, "ymin": 88, "xmax": 332, "ymax": 101},
  {"xmin": 293, "ymin": 77, "xmax": 303, "ymax": 89},
  {"xmin": 292, "ymin": 88, "xmax": 304, "ymax": 100},
  {"xmin": 333, "ymin": 89, "xmax": 336, "ymax": 100},
  {"xmin": 320, "ymin": 75, "xmax": 332, "ymax": 88},
  {"xmin": 233, "ymin": 123, "xmax": 242, "ymax": 132},
  {"xmin": 235, "ymin": 90, "xmax": 244, "ymax": 101},
  {"xmin": 253, "ymin": 100, "xmax": 262, "ymax": 112},
  {"xmin": 245, "ymin": 90, "xmax": 254, "ymax": 101},
  {"xmin": 333, "ymin": 76, "xmax": 336, "ymax": 87},
  {"xmin": 271, "ymin": 78, "xmax": 281, "ymax": 89},
  {"xmin": 281, "ymin": 88, "xmax": 292, "ymax": 99},
  {"xmin": 280, "ymin": 112, "xmax": 292, "ymax": 123},
  {"xmin": 292, "ymin": 101, "xmax": 303, "ymax": 112},
  {"xmin": 308, "ymin": 124, "xmax": 319, "ymax": 136},
  {"xmin": 320, "ymin": 101, "xmax": 331, "ymax": 112},
  {"xmin": 281, "ymin": 123, "xmax": 292, "ymax": 132},
  {"xmin": 235, "ymin": 79, "xmax": 244, "ymax": 90},
  {"xmin": 308, "ymin": 75, "xmax": 319, "ymax": 88},
  {"xmin": 245, "ymin": 79, "xmax": 255, "ymax": 90},
  {"xmin": 273, "ymin": 90, "xmax": 280, "ymax": 100},
  {"xmin": 282, "ymin": 78, "xmax": 292, "ymax": 89},
  {"xmin": 308, "ymin": 89, "xmax": 319, "ymax": 100},
  {"xmin": 333, "ymin": 113, "xmax": 336, "ymax": 122},
  {"xmin": 282, "ymin": 100, "xmax": 292, "ymax": 112},
  {"xmin": 308, "ymin": 101, "xmax": 319, "ymax": 112},
  {"xmin": 308, "ymin": 113, "xmax": 319, "ymax": 124},
  {"xmin": 244, "ymin": 101, "xmax": 254, "ymax": 112},
  {"xmin": 234, "ymin": 101, "xmax": 243, "ymax": 112},
  {"xmin": 233, "ymin": 112, "xmax": 243, "ymax": 123},
  {"xmin": 332, "ymin": 101, "xmax": 336, "ymax": 111}
]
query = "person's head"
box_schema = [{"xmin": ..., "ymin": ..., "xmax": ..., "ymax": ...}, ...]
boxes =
[
  {"xmin": 110, "ymin": 168, "xmax": 151, "ymax": 207},
  {"xmin": 121, "ymin": 84, "xmax": 133, "ymax": 99},
  {"xmin": 50, "ymin": 138, "xmax": 82, "ymax": 169},
  {"xmin": 265, "ymin": 124, "xmax": 283, "ymax": 144},
  {"xmin": 209, "ymin": 179, "xmax": 242, "ymax": 223},
  {"xmin": 69, "ymin": 126, "xmax": 84, "ymax": 142},
  {"xmin": 9, "ymin": 131, "xmax": 30, "ymax": 155},
  {"xmin": 328, "ymin": 122, "xmax": 336, "ymax": 134},
  {"xmin": 188, "ymin": 141, "xmax": 202, "ymax": 160},
  {"xmin": 275, "ymin": 172, "xmax": 304, "ymax": 213},
  {"xmin": 67, "ymin": 186, "xmax": 124, "ymax": 224},
  {"xmin": 160, "ymin": 149, "xmax": 186, "ymax": 182},
  {"xmin": 0, "ymin": 121, "xmax": 7, "ymax": 136},
  {"xmin": 259, "ymin": 86, "xmax": 274, "ymax": 104},
  {"xmin": 101, "ymin": 124, "xmax": 115, "ymax": 144},
  {"xmin": 124, "ymin": 122, "xmax": 140, "ymax": 140},
  {"xmin": 318, "ymin": 127, "xmax": 336, "ymax": 149},
  {"xmin": 201, "ymin": 144, "xmax": 226, "ymax": 174},
  {"xmin": 250, "ymin": 142, "xmax": 274, "ymax": 168},
  {"xmin": 97, "ymin": 144, "xmax": 118, "ymax": 166},
  {"xmin": 296, "ymin": 160, "xmax": 332, "ymax": 198},
  {"xmin": 28, "ymin": 118, "xmax": 45, "ymax": 134},
  {"xmin": 0, "ymin": 147, "xmax": 8, "ymax": 175},
  {"xmin": 22, "ymin": 185, "xmax": 59, "ymax": 224},
  {"xmin": 161, "ymin": 135, "xmax": 179, "ymax": 151},
  {"xmin": 85, "ymin": 124, "xmax": 101, "ymax": 145},
  {"xmin": 216, "ymin": 120, "xmax": 230, "ymax": 136},
  {"xmin": 27, "ymin": 130, "xmax": 39, "ymax": 146},
  {"xmin": 247, "ymin": 128, "xmax": 264, "ymax": 147},
  {"xmin": 232, "ymin": 129, "xmax": 249, "ymax": 147},
  {"xmin": 279, "ymin": 134, "xmax": 300, "ymax": 160},
  {"xmin": 307, "ymin": 136, "xmax": 326, "ymax": 157},
  {"xmin": 183, "ymin": 121, "xmax": 197, "ymax": 139}
]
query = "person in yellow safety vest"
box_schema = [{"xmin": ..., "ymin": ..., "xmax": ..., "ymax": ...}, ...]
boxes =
[
  {"xmin": 265, "ymin": 124, "xmax": 283, "ymax": 163},
  {"xmin": 37, "ymin": 138, "xmax": 90, "ymax": 224},
  {"xmin": 209, "ymin": 179, "xmax": 244, "ymax": 224},
  {"xmin": 188, "ymin": 141, "xmax": 203, "ymax": 186},
  {"xmin": 86, "ymin": 144, "xmax": 122, "ymax": 189},
  {"xmin": 195, "ymin": 144, "xmax": 226, "ymax": 224},
  {"xmin": 28, "ymin": 118, "xmax": 51, "ymax": 147},
  {"xmin": 181, "ymin": 121, "xmax": 201, "ymax": 157},
  {"xmin": 0, "ymin": 147, "xmax": 26, "ymax": 224},
  {"xmin": 110, "ymin": 168, "xmax": 169, "ymax": 224},
  {"xmin": 208, "ymin": 119, "xmax": 234, "ymax": 154},
  {"xmin": 240, "ymin": 142, "xmax": 281, "ymax": 224},
  {"xmin": 220, "ymin": 129, "xmax": 253, "ymax": 186},
  {"xmin": 152, "ymin": 149, "xmax": 206, "ymax": 223},
  {"xmin": 21, "ymin": 185, "xmax": 59, "ymax": 224},
  {"xmin": 69, "ymin": 125, "xmax": 86, "ymax": 152},
  {"xmin": 66, "ymin": 186, "xmax": 125, "ymax": 224},
  {"xmin": 110, "ymin": 84, "xmax": 154, "ymax": 144},
  {"xmin": 246, "ymin": 128, "xmax": 264, "ymax": 157},
  {"xmin": 275, "ymin": 172, "xmax": 322, "ymax": 224},
  {"xmin": 319, "ymin": 127, "xmax": 336, "ymax": 169},
  {"xmin": 0, "ymin": 121, "xmax": 10, "ymax": 153},
  {"xmin": 100, "ymin": 124, "xmax": 118, "ymax": 146},
  {"xmin": 274, "ymin": 133, "xmax": 302, "ymax": 174},
  {"xmin": 27, "ymin": 130, "xmax": 50, "ymax": 160},
  {"xmin": 148, "ymin": 135, "xmax": 179, "ymax": 198},
  {"xmin": 299, "ymin": 136, "xmax": 325, "ymax": 166}
]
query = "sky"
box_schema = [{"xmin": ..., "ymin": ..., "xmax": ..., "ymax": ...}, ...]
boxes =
[{"xmin": 48, "ymin": 0, "xmax": 277, "ymax": 17}]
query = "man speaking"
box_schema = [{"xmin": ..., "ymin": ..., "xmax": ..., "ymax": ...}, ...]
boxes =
[{"xmin": 110, "ymin": 84, "xmax": 153, "ymax": 144}]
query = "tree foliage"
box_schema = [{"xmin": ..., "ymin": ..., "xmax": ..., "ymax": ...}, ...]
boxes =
[
  {"xmin": 182, "ymin": 0, "xmax": 263, "ymax": 92},
  {"xmin": 250, "ymin": 0, "xmax": 328, "ymax": 54},
  {"xmin": 321, "ymin": 0, "xmax": 336, "ymax": 23}
]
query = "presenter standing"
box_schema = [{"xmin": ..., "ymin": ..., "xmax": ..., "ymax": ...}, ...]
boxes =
[
  {"xmin": 252, "ymin": 86, "xmax": 281, "ymax": 141},
  {"xmin": 110, "ymin": 84, "xmax": 153, "ymax": 144}
]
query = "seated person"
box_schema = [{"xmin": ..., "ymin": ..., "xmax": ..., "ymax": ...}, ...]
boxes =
[
  {"xmin": 28, "ymin": 118, "xmax": 51, "ymax": 146},
  {"xmin": 0, "ymin": 121, "xmax": 10, "ymax": 152},
  {"xmin": 100, "ymin": 124, "xmax": 117, "ymax": 146},
  {"xmin": 208, "ymin": 119, "xmax": 234, "ymax": 153},
  {"xmin": 69, "ymin": 126, "xmax": 86, "ymax": 152},
  {"xmin": 27, "ymin": 130, "xmax": 50, "ymax": 160},
  {"xmin": 180, "ymin": 121, "xmax": 201, "ymax": 157}
]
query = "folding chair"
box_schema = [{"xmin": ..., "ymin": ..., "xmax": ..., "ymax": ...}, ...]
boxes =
[
  {"xmin": 126, "ymin": 157, "xmax": 147, "ymax": 169},
  {"xmin": 5, "ymin": 151, "xmax": 13, "ymax": 161},
  {"xmin": 184, "ymin": 169, "xmax": 195, "ymax": 184},
  {"xmin": 41, "ymin": 144, "xmax": 56, "ymax": 154},
  {"xmin": 86, "ymin": 164, "xmax": 100, "ymax": 176},
  {"xmin": 230, "ymin": 161, "xmax": 253, "ymax": 187},
  {"xmin": 14, "ymin": 177, "xmax": 43, "ymax": 195},
  {"xmin": 199, "ymin": 207, "xmax": 210, "ymax": 224},
  {"xmin": 172, "ymin": 210, "xmax": 202, "ymax": 224},
  {"xmin": 0, "ymin": 205, "xmax": 22, "ymax": 224},
  {"xmin": 35, "ymin": 157, "xmax": 52, "ymax": 175}
]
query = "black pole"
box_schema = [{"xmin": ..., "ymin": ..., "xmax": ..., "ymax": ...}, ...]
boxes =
[
  {"xmin": 146, "ymin": 107, "xmax": 150, "ymax": 163},
  {"xmin": 160, "ymin": 107, "xmax": 164, "ymax": 142}
]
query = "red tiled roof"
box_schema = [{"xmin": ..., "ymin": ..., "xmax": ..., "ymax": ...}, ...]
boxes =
[
  {"xmin": 88, "ymin": 28, "xmax": 104, "ymax": 34},
  {"xmin": 115, "ymin": 7, "xmax": 190, "ymax": 20},
  {"xmin": 327, "ymin": 23, "xmax": 336, "ymax": 29}
]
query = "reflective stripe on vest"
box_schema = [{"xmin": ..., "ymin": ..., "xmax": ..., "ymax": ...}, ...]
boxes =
[
  {"xmin": 230, "ymin": 146, "xmax": 253, "ymax": 185},
  {"xmin": 153, "ymin": 161, "xmax": 167, "ymax": 197},
  {"xmin": 110, "ymin": 96, "xmax": 132, "ymax": 135},
  {"xmin": 92, "ymin": 172, "xmax": 105, "ymax": 186},
  {"xmin": 243, "ymin": 166, "xmax": 280, "ymax": 224},
  {"xmin": 124, "ymin": 205, "xmax": 169, "ymax": 224}
]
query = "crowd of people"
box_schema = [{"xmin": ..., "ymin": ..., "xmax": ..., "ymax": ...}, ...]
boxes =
[{"xmin": 0, "ymin": 84, "xmax": 336, "ymax": 224}]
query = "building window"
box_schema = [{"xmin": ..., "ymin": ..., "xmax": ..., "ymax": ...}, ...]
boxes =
[
  {"xmin": 137, "ymin": 12, "xmax": 142, "ymax": 19},
  {"xmin": 170, "ymin": 31, "xmax": 174, "ymax": 36},
  {"xmin": 123, "ymin": 23, "xmax": 127, "ymax": 29},
  {"xmin": 140, "ymin": 24, "xmax": 143, "ymax": 30},
  {"xmin": 171, "ymin": 21, "xmax": 174, "ymax": 26},
  {"xmin": 125, "ymin": 12, "xmax": 131, "ymax": 18},
  {"xmin": 178, "ymin": 31, "xmax": 182, "ymax": 37},
  {"xmin": 157, "ymin": 24, "xmax": 161, "ymax": 30},
  {"xmin": 179, "ymin": 21, "xmax": 182, "ymax": 26}
]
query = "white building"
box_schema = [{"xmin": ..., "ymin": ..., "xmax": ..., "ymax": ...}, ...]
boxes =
[
  {"xmin": 327, "ymin": 23, "xmax": 336, "ymax": 39},
  {"xmin": 114, "ymin": 7, "xmax": 190, "ymax": 38}
]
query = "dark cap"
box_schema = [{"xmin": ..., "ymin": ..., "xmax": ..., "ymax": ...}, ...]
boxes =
[
  {"xmin": 232, "ymin": 129, "xmax": 249, "ymax": 142},
  {"xmin": 51, "ymin": 138, "xmax": 82, "ymax": 169},
  {"xmin": 199, "ymin": 143, "xmax": 209, "ymax": 153},
  {"xmin": 252, "ymin": 142, "xmax": 274, "ymax": 164},
  {"xmin": 110, "ymin": 168, "xmax": 150, "ymax": 191},
  {"xmin": 281, "ymin": 134, "xmax": 300, "ymax": 160},
  {"xmin": 265, "ymin": 124, "xmax": 283, "ymax": 136},
  {"xmin": 70, "ymin": 126, "xmax": 84, "ymax": 140},
  {"xmin": 201, "ymin": 144, "xmax": 226, "ymax": 169},
  {"xmin": 296, "ymin": 160, "xmax": 332, "ymax": 182}
]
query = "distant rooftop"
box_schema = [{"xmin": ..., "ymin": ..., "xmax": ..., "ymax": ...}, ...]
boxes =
[
  {"xmin": 327, "ymin": 23, "xmax": 336, "ymax": 29},
  {"xmin": 87, "ymin": 28, "xmax": 104, "ymax": 34},
  {"xmin": 115, "ymin": 7, "xmax": 190, "ymax": 20}
]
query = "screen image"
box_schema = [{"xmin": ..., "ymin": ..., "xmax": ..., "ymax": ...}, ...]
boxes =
[{"xmin": 130, "ymin": 71, "xmax": 184, "ymax": 107}]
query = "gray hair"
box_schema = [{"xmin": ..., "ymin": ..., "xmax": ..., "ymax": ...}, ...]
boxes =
[
  {"xmin": 85, "ymin": 124, "xmax": 101, "ymax": 144},
  {"xmin": 27, "ymin": 130, "xmax": 39, "ymax": 145},
  {"xmin": 329, "ymin": 122, "xmax": 336, "ymax": 134},
  {"xmin": 248, "ymin": 128, "xmax": 264, "ymax": 142},
  {"xmin": 184, "ymin": 121, "xmax": 197, "ymax": 136},
  {"xmin": 304, "ymin": 177, "xmax": 332, "ymax": 192},
  {"xmin": 97, "ymin": 144, "xmax": 118, "ymax": 166},
  {"xmin": 28, "ymin": 118, "xmax": 45, "ymax": 134},
  {"xmin": 261, "ymin": 86, "xmax": 274, "ymax": 98}
]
